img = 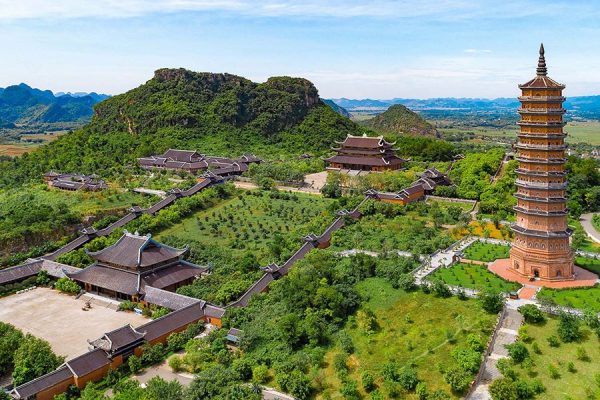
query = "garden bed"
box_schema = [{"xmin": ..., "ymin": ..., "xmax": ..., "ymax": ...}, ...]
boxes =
[{"xmin": 429, "ymin": 263, "xmax": 520, "ymax": 293}]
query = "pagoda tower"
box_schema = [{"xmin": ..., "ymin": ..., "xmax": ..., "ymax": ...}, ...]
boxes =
[{"xmin": 509, "ymin": 44, "xmax": 574, "ymax": 281}]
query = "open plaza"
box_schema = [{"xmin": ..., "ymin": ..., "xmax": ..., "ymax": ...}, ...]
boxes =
[{"xmin": 0, "ymin": 288, "xmax": 148, "ymax": 359}]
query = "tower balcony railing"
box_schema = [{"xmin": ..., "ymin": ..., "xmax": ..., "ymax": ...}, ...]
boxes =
[
  {"xmin": 515, "ymin": 143, "xmax": 567, "ymax": 151},
  {"xmin": 515, "ymin": 179, "xmax": 567, "ymax": 190},
  {"xmin": 515, "ymin": 156, "xmax": 566, "ymax": 164},
  {"xmin": 518, "ymin": 96, "xmax": 566, "ymax": 102},
  {"xmin": 510, "ymin": 224, "xmax": 572, "ymax": 238},
  {"xmin": 514, "ymin": 193, "xmax": 566, "ymax": 203},
  {"xmin": 517, "ymin": 121, "xmax": 566, "ymax": 128},
  {"xmin": 513, "ymin": 206, "xmax": 568, "ymax": 216},
  {"xmin": 517, "ymin": 133, "xmax": 566, "ymax": 139},
  {"xmin": 515, "ymin": 168, "xmax": 566, "ymax": 177},
  {"xmin": 518, "ymin": 107, "xmax": 566, "ymax": 115}
]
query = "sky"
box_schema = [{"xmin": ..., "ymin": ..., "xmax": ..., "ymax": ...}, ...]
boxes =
[{"xmin": 1, "ymin": 0, "xmax": 600, "ymax": 99}]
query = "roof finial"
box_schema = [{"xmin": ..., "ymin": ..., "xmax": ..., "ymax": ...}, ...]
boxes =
[{"xmin": 536, "ymin": 43, "xmax": 547, "ymax": 76}]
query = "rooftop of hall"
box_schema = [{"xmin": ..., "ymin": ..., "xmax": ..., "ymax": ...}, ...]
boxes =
[
  {"xmin": 334, "ymin": 133, "xmax": 397, "ymax": 149},
  {"xmin": 86, "ymin": 230, "xmax": 188, "ymax": 269}
]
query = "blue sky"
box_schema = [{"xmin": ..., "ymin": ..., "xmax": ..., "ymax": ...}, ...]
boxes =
[{"xmin": 1, "ymin": 0, "xmax": 600, "ymax": 99}]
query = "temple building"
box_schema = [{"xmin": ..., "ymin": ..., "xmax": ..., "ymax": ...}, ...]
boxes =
[
  {"xmin": 43, "ymin": 172, "xmax": 108, "ymax": 191},
  {"xmin": 509, "ymin": 44, "xmax": 574, "ymax": 281},
  {"xmin": 68, "ymin": 231, "xmax": 208, "ymax": 301},
  {"xmin": 325, "ymin": 134, "xmax": 405, "ymax": 172},
  {"xmin": 137, "ymin": 149, "xmax": 261, "ymax": 176}
]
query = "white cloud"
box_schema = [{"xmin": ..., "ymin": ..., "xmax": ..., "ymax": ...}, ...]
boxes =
[
  {"xmin": 464, "ymin": 49, "xmax": 492, "ymax": 54},
  {"xmin": 0, "ymin": 0, "xmax": 592, "ymax": 20}
]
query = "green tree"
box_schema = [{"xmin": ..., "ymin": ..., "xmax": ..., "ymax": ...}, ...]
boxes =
[
  {"xmin": 444, "ymin": 367, "xmax": 471, "ymax": 393},
  {"xmin": 557, "ymin": 312, "xmax": 581, "ymax": 343},
  {"xmin": 12, "ymin": 335, "xmax": 63, "ymax": 386},
  {"xmin": 478, "ymin": 289, "xmax": 504, "ymax": 314}
]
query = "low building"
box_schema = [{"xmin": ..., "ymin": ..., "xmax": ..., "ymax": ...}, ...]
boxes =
[
  {"xmin": 137, "ymin": 149, "xmax": 261, "ymax": 176},
  {"xmin": 324, "ymin": 134, "xmax": 405, "ymax": 172},
  {"xmin": 43, "ymin": 172, "xmax": 108, "ymax": 191},
  {"xmin": 366, "ymin": 184, "xmax": 425, "ymax": 205},
  {"xmin": 11, "ymin": 300, "xmax": 225, "ymax": 400},
  {"xmin": 68, "ymin": 231, "xmax": 208, "ymax": 302}
]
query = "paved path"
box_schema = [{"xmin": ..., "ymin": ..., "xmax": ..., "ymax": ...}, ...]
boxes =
[
  {"xmin": 468, "ymin": 307, "xmax": 523, "ymax": 400},
  {"xmin": 581, "ymin": 213, "xmax": 600, "ymax": 244}
]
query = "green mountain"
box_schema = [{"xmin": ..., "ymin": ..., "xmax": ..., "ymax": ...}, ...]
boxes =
[
  {"xmin": 362, "ymin": 104, "xmax": 439, "ymax": 137},
  {"xmin": 323, "ymin": 99, "xmax": 350, "ymax": 118},
  {"xmin": 0, "ymin": 69, "xmax": 360, "ymax": 185},
  {"xmin": 0, "ymin": 83, "xmax": 109, "ymax": 124}
]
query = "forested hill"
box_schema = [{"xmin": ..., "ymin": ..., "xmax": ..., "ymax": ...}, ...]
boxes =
[
  {"xmin": 0, "ymin": 83, "xmax": 109, "ymax": 125},
  {"xmin": 362, "ymin": 104, "xmax": 439, "ymax": 137},
  {"xmin": 0, "ymin": 69, "xmax": 361, "ymax": 185}
]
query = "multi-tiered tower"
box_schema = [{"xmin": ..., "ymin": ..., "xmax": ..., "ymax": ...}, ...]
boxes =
[{"xmin": 509, "ymin": 44, "xmax": 574, "ymax": 281}]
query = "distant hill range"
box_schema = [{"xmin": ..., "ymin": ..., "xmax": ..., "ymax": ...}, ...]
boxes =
[
  {"xmin": 329, "ymin": 96, "xmax": 600, "ymax": 121},
  {"xmin": 361, "ymin": 104, "xmax": 439, "ymax": 137},
  {"xmin": 0, "ymin": 83, "xmax": 110, "ymax": 127},
  {"xmin": 0, "ymin": 69, "xmax": 365, "ymax": 182}
]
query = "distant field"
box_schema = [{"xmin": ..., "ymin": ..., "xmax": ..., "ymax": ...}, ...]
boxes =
[
  {"xmin": 0, "ymin": 131, "xmax": 65, "ymax": 156},
  {"xmin": 440, "ymin": 120, "xmax": 600, "ymax": 145}
]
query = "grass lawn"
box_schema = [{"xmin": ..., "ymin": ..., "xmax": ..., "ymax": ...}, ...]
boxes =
[
  {"xmin": 538, "ymin": 286, "xmax": 600, "ymax": 313},
  {"xmin": 316, "ymin": 278, "xmax": 497, "ymax": 399},
  {"xmin": 576, "ymin": 256, "xmax": 600, "ymax": 275},
  {"xmin": 429, "ymin": 263, "xmax": 521, "ymax": 293},
  {"xmin": 462, "ymin": 241, "xmax": 510, "ymax": 262},
  {"xmin": 156, "ymin": 190, "xmax": 333, "ymax": 264},
  {"xmin": 513, "ymin": 317, "xmax": 600, "ymax": 399},
  {"xmin": 570, "ymin": 219, "xmax": 600, "ymax": 254}
]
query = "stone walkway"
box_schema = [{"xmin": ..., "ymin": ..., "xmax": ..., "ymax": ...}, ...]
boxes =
[
  {"xmin": 468, "ymin": 307, "xmax": 523, "ymax": 400},
  {"xmin": 581, "ymin": 213, "xmax": 600, "ymax": 243}
]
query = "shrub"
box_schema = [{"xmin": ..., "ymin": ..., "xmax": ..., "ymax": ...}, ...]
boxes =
[
  {"xmin": 478, "ymin": 289, "xmax": 504, "ymax": 314},
  {"xmin": 557, "ymin": 312, "xmax": 581, "ymax": 343},
  {"xmin": 548, "ymin": 364, "xmax": 560, "ymax": 379},
  {"xmin": 489, "ymin": 377, "xmax": 518, "ymax": 400},
  {"xmin": 576, "ymin": 346, "xmax": 589, "ymax": 361},
  {"xmin": 168, "ymin": 355, "xmax": 183, "ymax": 372},
  {"xmin": 444, "ymin": 367, "xmax": 471, "ymax": 393},
  {"xmin": 118, "ymin": 300, "xmax": 138, "ymax": 311},
  {"xmin": 232, "ymin": 358, "xmax": 253, "ymax": 380},
  {"xmin": 338, "ymin": 330, "xmax": 354, "ymax": 354},
  {"xmin": 505, "ymin": 341, "xmax": 529, "ymax": 363},
  {"xmin": 431, "ymin": 279, "xmax": 452, "ymax": 298},
  {"xmin": 340, "ymin": 379, "xmax": 360, "ymax": 400},
  {"xmin": 518, "ymin": 304, "xmax": 545, "ymax": 324},
  {"xmin": 333, "ymin": 353, "xmax": 348, "ymax": 373},
  {"xmin": 466, "ymin": 334, "xmax": 484, "ymax": 352},
  {"xmin": 140, "ymin": 343, "xmax": 165, "ymax": 366},
  {"xmin": 452, "ymin": 347, "xmax": 481, "ymax": 373},
  {"xmin": 531, "ymin": 341, "xmax": 541, "ymax": 354},
  {"xmin": 252, "ymin": 365, "xmax": 269, "ymax": 384},
  {"xmin": 546, "ymin": 335, "xmax": 560, "ymax": 347},
  {"xmin": 54, "ymin": 277, "xmax": 80, "ymax": 294},
  {"xmin": 567, "ymin": 361, "xmax": 576, "ymax": 373},
  {"xmin": 416, "ymin": 382, "xmax": 429, "ymax": 400},
  {"xmin": 128, "ymin": 355, "xmax": 142, "ymax": 374},
  {"xmin": 361, "ymin": 371, "xmax": 375, "ymax": 392},
  {"xmin": 397, "ymin": 273, "xmax": 417, "ymax": 291},
  {"xmin": 397, "ymin": 367, "xmax": 419, "ymax": 391}
]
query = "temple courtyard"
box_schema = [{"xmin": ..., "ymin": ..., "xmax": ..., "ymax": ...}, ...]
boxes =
[{"xmin": 0, "ymin": 287, "xmax": 148, "ymax": 359}]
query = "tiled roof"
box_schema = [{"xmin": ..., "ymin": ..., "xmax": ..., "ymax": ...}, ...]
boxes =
[
  {"xmin": 143, "ymin": 286, "xmax": 201, "ymax": 310},
  {"xmin": 0, "ymin": 260, "xmax": 42, "ymax": 285},
  {"xmin": 140, "ymin": 302, "xmax": 205, "ymax": 342},
  {"xmin": 142, "ymin": 262, "xmax": 206, "ymax": 289},
  {"xmin": 89, "ymin": 325, "xmax": 145, "ymax": 353},
  {"xmin": 68, "ymin": 264, "xmax": 140, "ymax": 295},
  {"xmin": 87, "ymin": 231, "xmax": 186, "ymax": 268},
  {"xmin": 65, "ymin": 349, "xmax": 111, "ymax": 377},
  {"xmin": 12, "ymin": 366, "xmax": 73, "ymax": 399},
  {"xmin": 337, "ymin": 134, "xmax": 395, "ymax": 149}
]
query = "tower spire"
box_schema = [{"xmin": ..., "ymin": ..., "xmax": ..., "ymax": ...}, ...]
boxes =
[{"xmin": 536, "ymin": 43, "xmax": 547, "ymax": 76}]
